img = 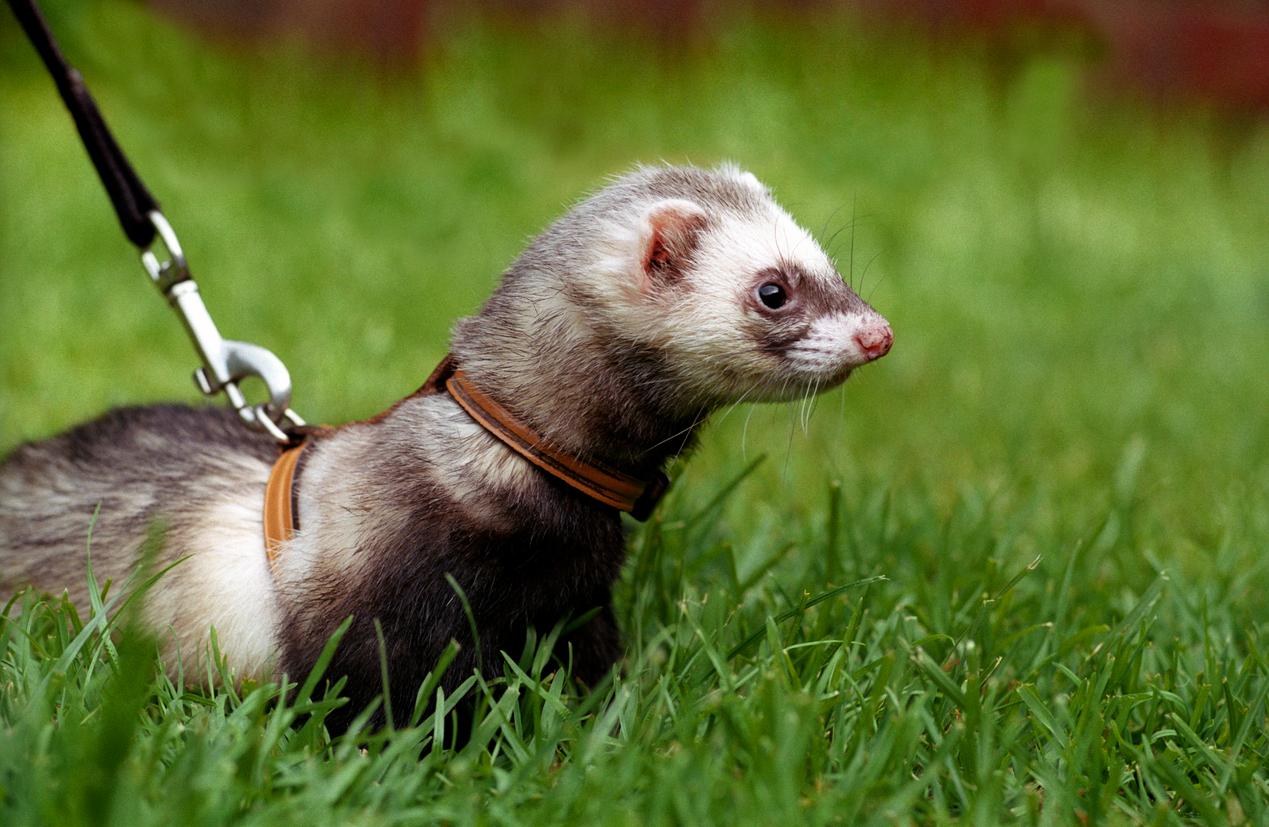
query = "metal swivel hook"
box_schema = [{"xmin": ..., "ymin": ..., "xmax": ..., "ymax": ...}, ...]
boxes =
[{"xmin": 140, "ymin": 211, "xmax": 304, "ymax": 443}]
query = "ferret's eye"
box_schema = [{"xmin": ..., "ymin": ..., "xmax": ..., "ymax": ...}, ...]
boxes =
[{"xmin": 757, "ymin": 282, "xmax": 787, "ymax": 310}]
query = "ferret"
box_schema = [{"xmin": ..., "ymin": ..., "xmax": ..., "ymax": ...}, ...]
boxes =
[{"xmin": 0, "ymin": 164, "xmax": 892, "ymax": 725}]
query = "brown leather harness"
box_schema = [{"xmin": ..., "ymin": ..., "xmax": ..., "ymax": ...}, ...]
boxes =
[{"xmin": 263, "ymin": 356, "xmax": 669, "ymax": 567}]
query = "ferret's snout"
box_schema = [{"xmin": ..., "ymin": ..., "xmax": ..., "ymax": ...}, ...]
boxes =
[{"xmin": 854, "ymin": 321, "xmax": 893, "ymax": 362}]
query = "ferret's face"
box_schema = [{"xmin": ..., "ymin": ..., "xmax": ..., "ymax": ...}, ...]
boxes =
[{"xmin": 624, "ymin": 171, "xmax": 892, "ymax": 405}]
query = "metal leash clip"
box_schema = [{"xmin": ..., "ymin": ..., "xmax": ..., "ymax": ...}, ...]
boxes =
[{"xmin": 140, "ymin": 211, "xmax": 305, "ymax": 444}]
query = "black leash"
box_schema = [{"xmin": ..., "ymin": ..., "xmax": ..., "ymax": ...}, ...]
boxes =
[
  {"xmin": 6, "ymin": 0, "xmax": 159, "ymax": 248},
  {"xmin": 7, "ymin": 0, "xmax": 306, "ymax": 442}
]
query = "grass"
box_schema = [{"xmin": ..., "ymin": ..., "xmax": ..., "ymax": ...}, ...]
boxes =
[{"xmin": 2, "ymin": 1, "xmax": 1268, "ymax": 823}]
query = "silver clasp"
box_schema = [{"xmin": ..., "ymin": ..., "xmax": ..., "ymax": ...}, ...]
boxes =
[{"xmin": 140, "ymin": 211, "xmax": 304, "ymax": 443}]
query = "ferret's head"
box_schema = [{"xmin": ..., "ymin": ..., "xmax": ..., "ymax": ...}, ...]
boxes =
[
  {"xmin": 455, "ymin": 164, "xmax": 893, "ymax": 451},
  {"xmin": 578, "ymin": 164, "xmax": 893, "ymax": 406}
]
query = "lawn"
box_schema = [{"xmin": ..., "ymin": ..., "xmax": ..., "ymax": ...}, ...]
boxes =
[{"xmin": 1, "ymin": 2, "xmax": 1267, "ymax": 824}]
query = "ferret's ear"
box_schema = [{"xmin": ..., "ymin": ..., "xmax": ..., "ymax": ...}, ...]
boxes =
[
  {"xmin": 641, "ymin": 199, "xmax": 708, "ymax": 286},
  {"xmin": 717, "ymin": 162, "xmax": 768, "ymax": 194},
  {"xmin": 738, "ymin": 170, "xmax": 767, "ymax": 193}
]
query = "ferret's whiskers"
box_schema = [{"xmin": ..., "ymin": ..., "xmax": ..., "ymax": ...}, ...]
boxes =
[
  {"xmin": 647, "ymin": 405, "xmax": 713, "ymax": 457},
  {"xmin": 782, "ymin": 399, "xmax": 798, "ymax": 481},
  {"xmin": 716, "ymin": 379, "xmax": 764, "ymax": 427},
  {"xmin": 801, "ymin": 378, "xmax": 822, "ymax": 433},
  {"xmin": 825, "ymin": 221, "xmax": 850, "ymax": 265},
  {"xmin": 741, "ymin": 404, "xmax": 756, "ymax": 459},
  {"xmin": 688, "ymin": 378, "xmax": 763, "ymax": 463},
  {"xmin": 818, "ymin": 204, "xmax": 845, "ymax": 251},
  {"xmin": 863, "ymin": 253, "xmax": 889, "ymax": 303},
  {"xmin": 836, "ymin": 381, "xmax": 848, "ymax": 441},
  {"xmin": 750, "ymin": 373, "xmax": 787, "ymax": 461},
  {"xmin": 848, "ymin": 195, "xmax": 857, "ymax": 291},
  {"xmin": 627, "ymin": 374, "xmax": 688, "ymax": 392},
  {"xmin": 774, "ymin": 374, "xmax": 800, "ymax": 480}
]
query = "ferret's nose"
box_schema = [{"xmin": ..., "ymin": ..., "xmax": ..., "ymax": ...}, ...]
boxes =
[{"xmin": 854, "ymin": 323, "xmax": 893, "ymax": 361}]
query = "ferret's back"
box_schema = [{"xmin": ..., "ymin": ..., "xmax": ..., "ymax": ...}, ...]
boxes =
[{"xmin": 0, "ymin": 404, "xmax": 276, "ymax": 596}]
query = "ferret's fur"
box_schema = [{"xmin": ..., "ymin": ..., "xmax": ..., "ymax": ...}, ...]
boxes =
[{"xmin": 0, "ymin": 164, "xmax": 891, "ymax": 724}]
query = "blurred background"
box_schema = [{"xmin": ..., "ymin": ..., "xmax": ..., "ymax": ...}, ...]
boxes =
[
  {"xmin": 150, "ymin": 0, "xmax": 1269, "ymax": 112},
  {"xmin": 1, "ymin": 1, "xmax": 1266, "ymax": 590}
]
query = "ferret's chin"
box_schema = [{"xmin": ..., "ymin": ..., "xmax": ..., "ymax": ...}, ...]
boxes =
[
  {"xmin": 796, "ymin": 369, "xmax": 854, "ymax": 397},
  {"xmin": 745, "ymin": 366, "xmax": 854, "ymax": 403},
  {"xmin": 819, "ymin": 363, "xmax": 855, "ymax": 389}
]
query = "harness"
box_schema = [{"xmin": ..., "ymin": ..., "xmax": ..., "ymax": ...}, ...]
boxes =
[{"xmin": 263, "ymin": 356, "xmax": 669, "ymax": 569}]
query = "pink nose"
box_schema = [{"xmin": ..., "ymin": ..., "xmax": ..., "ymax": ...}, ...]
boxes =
[{"xmin": 854, "ymin": 323, "xmax": 893, "ymax": 361}]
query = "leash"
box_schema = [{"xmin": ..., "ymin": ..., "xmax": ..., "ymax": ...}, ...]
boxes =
[{"xmin": 7, "ymin": 0, "xmax": 304, "ymax": 444}]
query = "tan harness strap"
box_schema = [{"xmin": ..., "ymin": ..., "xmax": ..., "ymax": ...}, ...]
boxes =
[{"xmin": 263, "ymin": 441, "xmax": 306, "ymax": 569}]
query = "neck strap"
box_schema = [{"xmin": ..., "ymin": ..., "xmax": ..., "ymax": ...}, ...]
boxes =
[{"xmin": 443, "ymin": 367, "xmax": 668, "ymax": 520}]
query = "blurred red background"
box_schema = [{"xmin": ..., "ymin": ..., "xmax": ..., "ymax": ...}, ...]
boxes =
[{"xmin": 149, "ymin": 0, "xmax": 1269, "ymax": 113}]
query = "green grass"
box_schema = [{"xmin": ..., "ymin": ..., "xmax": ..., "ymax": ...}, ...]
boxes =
[{"xmin": 2, "ymin": 2, "xmax": 1268, "ymax": 824}]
